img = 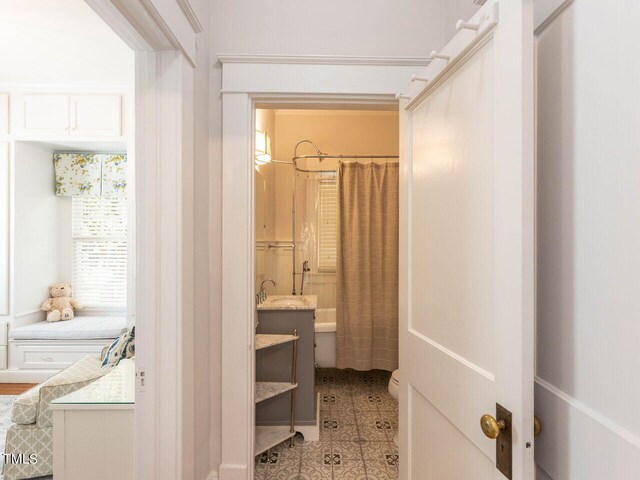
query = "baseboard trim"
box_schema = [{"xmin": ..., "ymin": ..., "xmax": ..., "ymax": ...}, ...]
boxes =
[{"xmin": 218, "ymin": 463, "xmax": 247, "ymax": 480}]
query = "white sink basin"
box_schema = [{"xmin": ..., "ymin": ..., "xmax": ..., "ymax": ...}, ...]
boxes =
[
  {"xmin": 257, "ymin": 295, "xmax": 318, "ymax": 310},
  {"xmin": 268, "ymin": 296, "xmax": 306, "ymax": 307}
]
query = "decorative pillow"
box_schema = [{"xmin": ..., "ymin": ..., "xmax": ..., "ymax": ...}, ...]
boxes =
[
  {"xmin": 100, "ymin": 344, "xmax": 110, "ymax": 361},
  {"xmin": 123, "ymin": 326, "xmax": 135, "ymax": 359},
  {"xmin": 101, "ymin": 331, "xmax": 130, "ymax": 368}
]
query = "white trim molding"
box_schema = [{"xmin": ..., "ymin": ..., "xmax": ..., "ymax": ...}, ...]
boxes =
[
  {"xmin": 535, "ymin": 378, "xmax": 640, "ymax": 478},
  {"xmin": 217, "ymin": 54, "xmax": 430, "ymax": 66},
  {"xmin": 534, "ymin": 0, "xmax": 574, "ymax": 33},
  {"xmin": 221, "ymin": 63, "xmax": 420, "ymax": 96},
  {"xmin": 177, "ymin": 0, "xmax": 204, "ymax": 33}
]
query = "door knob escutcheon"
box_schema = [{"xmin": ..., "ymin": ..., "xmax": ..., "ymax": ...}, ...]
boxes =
[{"xmin": 480, "ymin": 414, "xmax": 506, "ymax": 439}]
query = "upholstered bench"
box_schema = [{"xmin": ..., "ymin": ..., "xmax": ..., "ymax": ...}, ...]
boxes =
[{"xmin": 2, "ymin": 354, "xmax": 113, "ymax": 480}]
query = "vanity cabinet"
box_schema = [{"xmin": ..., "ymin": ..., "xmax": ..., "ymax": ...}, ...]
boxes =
[{"xmin": 256, "ymin": 306, "xmax": 316, "ymax": 429}]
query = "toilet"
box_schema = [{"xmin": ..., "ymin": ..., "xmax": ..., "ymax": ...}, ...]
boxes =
[
  {"xmin": 388, "ymin": 369, "xmax": 400, "ymax": 446},
  {"xmin": 388, "ymin": 369, "xmax": 399, "ymax": 400}
]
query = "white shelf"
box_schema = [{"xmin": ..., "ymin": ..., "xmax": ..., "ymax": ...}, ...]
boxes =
[
  {"xmin": 255, "ymin": 426, "xmax": 296, "ymax": 456},
  {"xmin": 255, "ymin": 382, "xmax": 297, "ymax": 404},
  {"xmin": 255, "ymin": 334, "xmax": 298, "ymax": 350}
]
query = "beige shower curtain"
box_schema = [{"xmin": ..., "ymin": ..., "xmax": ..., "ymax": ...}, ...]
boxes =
[{"xmin": 335, "ymin": 161, "xmax": 399, "ymax": 371}]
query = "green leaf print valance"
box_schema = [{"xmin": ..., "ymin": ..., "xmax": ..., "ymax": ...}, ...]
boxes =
[{"xmin": 54, "ymin": 153, "xmax": 127, "ymax": 197}]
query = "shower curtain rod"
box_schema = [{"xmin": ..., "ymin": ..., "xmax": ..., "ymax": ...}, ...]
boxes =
[
  {"xmin": 270, "ymin": 154, "xmax": 399, "ymax": 174},
  {"xmin": 293, "ymin": 154, "xmax": 399, "ymax": 161}
]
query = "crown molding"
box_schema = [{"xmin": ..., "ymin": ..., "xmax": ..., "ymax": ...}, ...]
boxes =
[
  {"xmin": 177, "ymin": 0, "xmax": 204, "ymax": 33},
  {"xmin": 216, "ymin": 54, "xmax": 430, "ymax": 67}
]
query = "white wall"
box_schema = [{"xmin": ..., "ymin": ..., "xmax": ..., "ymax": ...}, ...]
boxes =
[
  {"xmin": 13, "ymin": 142, "xmax": 71, "ymax": 319},
  {"xmin": 0, "ymin": 0, "xmax": 133, "ymax": 86},
  {"xmin": 536, "ymin": 1, "xmax": 640, "ymax": 478},
  {"xmin": 208, "ymin": 0, "xmax": 479, "ymax": 473}
]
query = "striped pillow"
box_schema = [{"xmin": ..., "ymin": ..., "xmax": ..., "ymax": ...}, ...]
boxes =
[{"xmin": 101, "ymin": 331, "xmax": 130, "ymax": 368}]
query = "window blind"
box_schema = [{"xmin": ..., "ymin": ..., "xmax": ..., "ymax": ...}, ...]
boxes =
[
  {"xmin": 318, "ymin": 175, "xmax": 337, "ymax": 272},
  {"xmin": 72, "ymin": 196, "xmax": 128, "ymax": 308}
]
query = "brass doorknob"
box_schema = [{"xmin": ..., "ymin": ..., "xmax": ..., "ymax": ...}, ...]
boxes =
[
  {"xmin": 534, "ymin": 416, "xmax": 542, "ymax": 437},
  {"xmin": 480, "ymin": 414, "xmax": 506, "ymax": 439}
]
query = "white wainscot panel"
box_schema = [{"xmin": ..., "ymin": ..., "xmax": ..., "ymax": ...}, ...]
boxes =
[{"xmin": 535, "ymin": 380, "xmax": 640, "ymax": 479}]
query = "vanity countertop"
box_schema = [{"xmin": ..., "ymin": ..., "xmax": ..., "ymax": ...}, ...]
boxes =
[{"xmin": 257, "ymin": 295, "xmax": 317, "ymax": 311}]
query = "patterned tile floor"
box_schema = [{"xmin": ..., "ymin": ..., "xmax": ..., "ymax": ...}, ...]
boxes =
[{"xmin": 255, "ymin": 368, "xmax": 398, "ymax": 480}]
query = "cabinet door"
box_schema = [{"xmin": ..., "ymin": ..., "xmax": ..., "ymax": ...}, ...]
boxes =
[
  {"xmin": 70, "ymin": 94, "xmax": 122, "ymax": 137},
  {"xmin": 0, "ymin": 142, "xmax": 8, "ymax": 315},
  {"xmin": 11, "ymin": 94, "xmax": 70, "ymax": 136},
  {"xmin": 0, "ymin": 94, "xmax": 8, "ymax": 136}
]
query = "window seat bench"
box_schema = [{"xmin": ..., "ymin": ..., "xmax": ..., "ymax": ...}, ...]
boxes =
[
  {"xmin": 5, "ymin": 316, "xmax": 127, "ymax": 377},
  {"xmin": 9, "ymin": 316, "xmax": 127, "ymax": 341}
]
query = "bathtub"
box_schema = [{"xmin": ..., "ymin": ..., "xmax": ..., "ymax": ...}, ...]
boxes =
[{"xmin": 315, "ymin": 308, "xmax": 336, "ymax": 368}]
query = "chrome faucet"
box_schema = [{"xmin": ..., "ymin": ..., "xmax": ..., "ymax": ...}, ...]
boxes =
[
  {"xmin": 258, "ymin": 279, "xmax": 276, "ymax": 304},
  {"xmin": 300, "ymin": 260, "xmax": 310, "ymax": 295}
]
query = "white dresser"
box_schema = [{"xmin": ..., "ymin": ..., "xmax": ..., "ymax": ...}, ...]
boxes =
[{"xmin": 50, "ymin": 359, "xmax": 134, "ymax": 480}]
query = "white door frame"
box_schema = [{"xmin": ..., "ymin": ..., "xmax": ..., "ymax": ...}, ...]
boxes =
[
  {"xmin": 84, "ymin": 1, "xmax": 202, "ymax": 479},
  {"xmin": 218, "ymin": 55, "xmax": 425, "ymax": 480}
]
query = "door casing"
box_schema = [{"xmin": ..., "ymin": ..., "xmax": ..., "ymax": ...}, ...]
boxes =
[{"xmin": 219, "ymin": 57, "xmax": 425, "ymax": 480}]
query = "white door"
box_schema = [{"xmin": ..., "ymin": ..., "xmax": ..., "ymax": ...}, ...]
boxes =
[{"xmin": 399, "ymin": 1, "xmax": 535, "ymax": 479}]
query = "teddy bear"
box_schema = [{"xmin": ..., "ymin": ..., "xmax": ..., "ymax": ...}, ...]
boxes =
[{"xmin": 41, "ymin": 283, "xmax": 83, "ymax": 322}]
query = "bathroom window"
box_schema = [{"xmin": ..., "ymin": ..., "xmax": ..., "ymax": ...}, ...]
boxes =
[
  {"xmin": 72, "ymin": 196, "xmax": 128, "ymax": 309},
  {"xmin": 318, "ymin": 174, "xmax": 337, "ymax": 272}
]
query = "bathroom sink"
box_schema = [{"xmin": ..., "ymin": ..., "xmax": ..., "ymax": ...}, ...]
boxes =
[
  {"xmin": 257, "ymin": 294, "xmax": 318, "ymax": 310},
  {"xmin": 268, "ymin": 296, "xmax": 306, "ymax": 307}
]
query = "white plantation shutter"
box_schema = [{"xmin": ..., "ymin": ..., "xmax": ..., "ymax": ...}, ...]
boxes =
[
  {"xmin": 72, "ymin": 197, "xmax": 127, "ymax": 308},
  {"xmin": 318, "ymin": 175, "xmax": 337, "ymax": 272}
]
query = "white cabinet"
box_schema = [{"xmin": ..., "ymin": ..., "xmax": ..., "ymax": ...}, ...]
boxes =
[
  {"xmin": 70, "ymin": 95, "xmax": 122, "ymax": 137},
  {"xmin": 0, "ymin": 143, "xmax": 8, "ymax": 316},
  {"xmin": 11, "ymin": 94, "xmax": 70, "ymax": 135},
  {"xmin": 0, "ymin": 94, "xmax": 8, "ymax": 136},
  {"xmin": 9, "ymin": 340, "xmax": 107, "ymax": 370},
  {"xmin": 11, "ymin": 93, "xmax": 124, "ymax": 137}
]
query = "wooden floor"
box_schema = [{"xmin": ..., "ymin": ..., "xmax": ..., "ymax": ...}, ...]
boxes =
[{"xmin": 0, "ymin": 383, "xmax": 36, "ymax": 395}]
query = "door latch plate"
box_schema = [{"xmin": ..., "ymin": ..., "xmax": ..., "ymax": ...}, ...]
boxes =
[{"xmin": 496, "ymin": 403, "xmax": 512, "ymax": 479}]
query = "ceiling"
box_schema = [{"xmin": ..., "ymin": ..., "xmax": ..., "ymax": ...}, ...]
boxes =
[{"xmin": 0, "ymin": 0, "xmax": 134, "ymax": 86}]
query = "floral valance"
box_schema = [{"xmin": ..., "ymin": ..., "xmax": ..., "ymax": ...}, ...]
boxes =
[{"xmin": 54, "ymin": 153, "xmax": 127, "ymax": 197}]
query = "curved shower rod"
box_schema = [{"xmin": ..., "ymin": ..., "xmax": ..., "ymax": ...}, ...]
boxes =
[{"xmin": 280, "ymin": 140, "xmax": 398, "ymax": 294}]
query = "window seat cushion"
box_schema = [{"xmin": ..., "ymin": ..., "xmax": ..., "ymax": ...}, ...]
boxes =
[{"xmin": 9, "ymin": 316, "xmax": 127, "ymax": 341}]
